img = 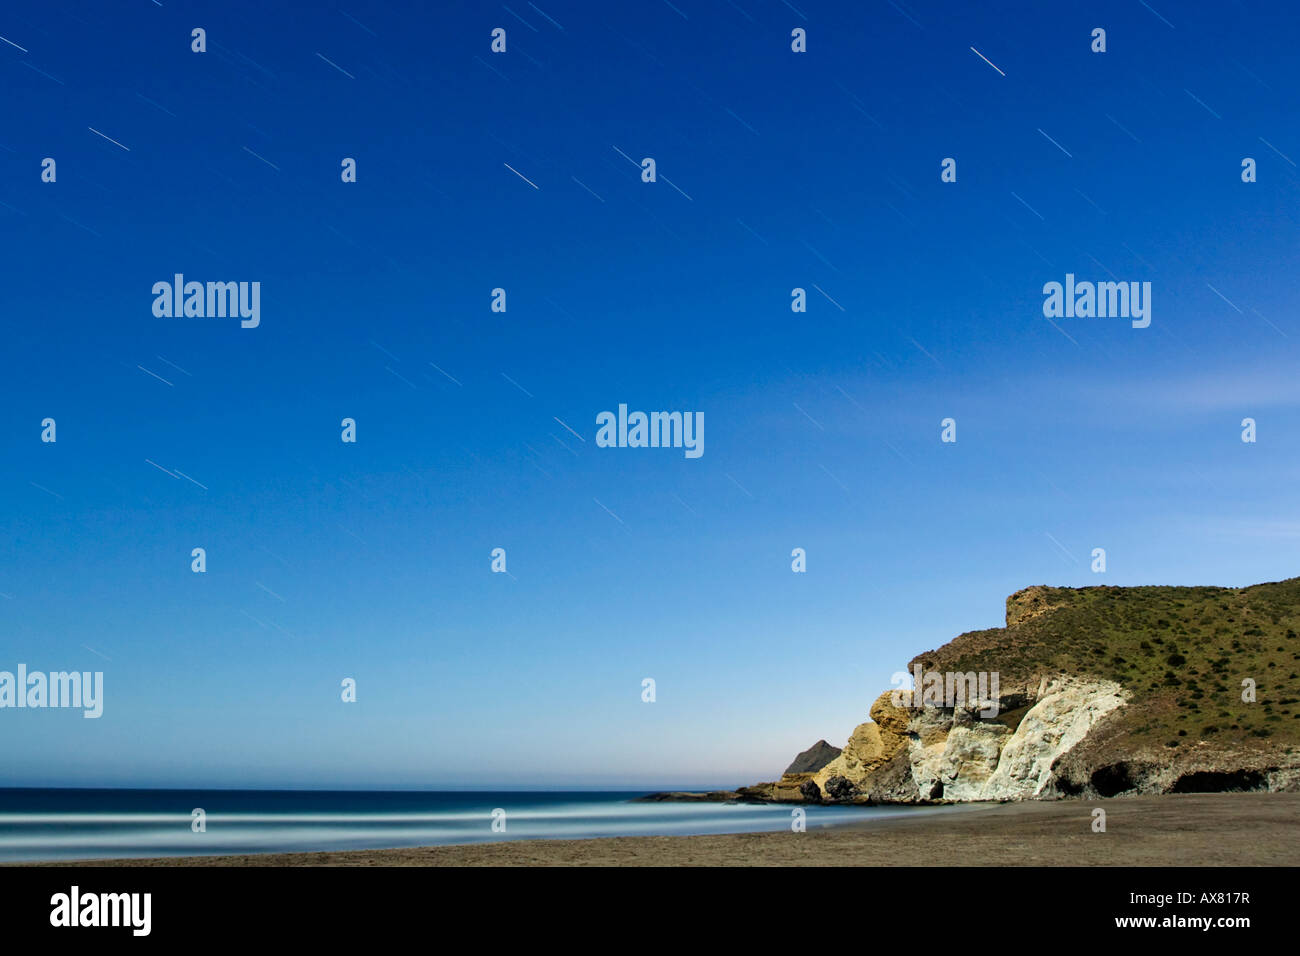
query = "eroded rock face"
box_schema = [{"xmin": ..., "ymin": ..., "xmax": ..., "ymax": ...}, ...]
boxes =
[
  {"xmin": 788, "ymin": 677, "xmax": 1131, "ymax": 803},
  {"xmin": 811, "ymin": 692, "xmax": 910, "ymax": 793},
  {"xmin": 823, "ymin": 775, "xmax": 857, "ymax": 801},
  {"xmin": 1051, "ymin": 746, "xmax": 1300, "ymax": 799},
  {"xmin": 1005, "ymin": 586, "xmax": 1067, "ymax": 628},
  {"xmin": 980, "ymin": 678, "xmax": 1128, "ymax": 799},
  {"xmin": 932, "ymin": 721, "xmax": 1013, "ymax": 801},
  {"xmin": 869, "ymin": 690, "xmax": 912, "ymax": 735},
  {"xmin": 736, "ymin": 782, "xmax": 776, "ymax": 802},
  {"xmin": 864, "ymin": 750, "xmax": 921, "ymax": 803},
  {"xmin": 1267, "ymin": 767, "xmax": 1300, "ymax": 792},
  {"xmin": 907, "ymin": 706, "xmax": 957, "ymax": 800},
  {"xmin": 772, "ymin": 772, "xmax": 818, "ymax": 801}
]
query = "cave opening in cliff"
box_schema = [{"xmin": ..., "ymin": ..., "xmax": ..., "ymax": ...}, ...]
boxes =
[
  {"xmin": 1169, "ymin": 770, "xmax": 1268, "ymax": 793},
  {"xmin": 1090, "ymin": 763, "xmax": 1136, "ymax": 797}
]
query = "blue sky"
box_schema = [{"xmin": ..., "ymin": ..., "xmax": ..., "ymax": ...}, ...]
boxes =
[{"xmin": 3, "ymin": 0, "xmax": 1299, "ymax": 789}]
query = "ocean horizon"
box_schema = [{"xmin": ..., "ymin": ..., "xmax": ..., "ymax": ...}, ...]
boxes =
[{"xmin": 0, "ymin": 787, "xmax": 939, "ymax": 863}]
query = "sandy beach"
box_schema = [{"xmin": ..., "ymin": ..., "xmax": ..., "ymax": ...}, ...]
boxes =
[{"xmin": 32, "ymin": 792, "xmax": 1299, "ymax": 867}]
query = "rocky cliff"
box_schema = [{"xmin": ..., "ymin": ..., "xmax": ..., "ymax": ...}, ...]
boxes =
[
  {"xmin": 783, "ymin": 739, "xmax": 841, "ymax": 774},
  {"xmin": 750, "ymin": 577, "xmax": 1300, "ymax": 804}
]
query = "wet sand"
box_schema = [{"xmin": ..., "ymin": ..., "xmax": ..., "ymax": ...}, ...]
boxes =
[{"xmin": 31, "ymin": 792, "xmax": 1300, "ymax": 866}]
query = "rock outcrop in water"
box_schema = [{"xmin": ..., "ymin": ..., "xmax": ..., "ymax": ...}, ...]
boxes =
[{"xmin": 742, "ymin": 577, "xmax": 1300, "ymax": 804}]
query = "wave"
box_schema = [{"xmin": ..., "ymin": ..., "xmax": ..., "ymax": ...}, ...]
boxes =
[{"xmin": 0, "ymin": 791, "xmax": 928, "ymax": 862}]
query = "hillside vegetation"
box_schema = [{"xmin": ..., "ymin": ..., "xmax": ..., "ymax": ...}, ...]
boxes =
[{"xmin": 911, "ymin": 578, "xmax": 1300, "ymax": 761}]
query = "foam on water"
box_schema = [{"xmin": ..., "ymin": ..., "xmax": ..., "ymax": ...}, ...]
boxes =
[{"xmin": 0, "ymin": 788, "xmax": 941, "ymax": 862}]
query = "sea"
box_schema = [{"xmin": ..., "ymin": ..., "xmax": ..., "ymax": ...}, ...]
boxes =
[{"xmin": 0, "ymin": 788, "xmax": 937, "ymax": 863}]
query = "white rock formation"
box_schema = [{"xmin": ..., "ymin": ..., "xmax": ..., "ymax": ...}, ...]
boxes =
[
  {"xmin": 800, "ymin": 677, "xmax": 1130, "ymax": 803},
  {"xmin": 938, "ymin": 722, "xmax": 1013, "ymax": 800},
  {"xmin": 979, "ymin": 677, "xmax": 1128, "ymax": 799}
]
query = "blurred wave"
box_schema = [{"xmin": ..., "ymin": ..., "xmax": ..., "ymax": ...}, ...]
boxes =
[{"xmin": 0, "ymin": 788, "xmax": 932, "ymax": 862}]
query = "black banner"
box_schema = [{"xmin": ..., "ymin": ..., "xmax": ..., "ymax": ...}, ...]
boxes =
[{"xmin": 0, "ymin": 865, "xmax": 1280, "ymax": 943}]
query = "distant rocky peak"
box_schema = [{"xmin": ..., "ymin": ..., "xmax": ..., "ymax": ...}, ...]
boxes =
[{"xmin": 783, "ymin": 739, "xmax": 842, "ymax": 775}]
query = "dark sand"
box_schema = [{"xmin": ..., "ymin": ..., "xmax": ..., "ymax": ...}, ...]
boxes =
[{"xmin": 30, "ymin": 792, "xmax": 1300, "ymax": 866}]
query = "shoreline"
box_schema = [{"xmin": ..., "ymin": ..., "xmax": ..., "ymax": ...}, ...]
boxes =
[{"xmin": 20, "ymin": 791, "xmax": 1299, "ymax": 867}]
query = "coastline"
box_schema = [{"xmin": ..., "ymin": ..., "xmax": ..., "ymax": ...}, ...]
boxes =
[{"xmin": 23, "ymin": 792, "xmax": 1298, "ymax": 867}]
